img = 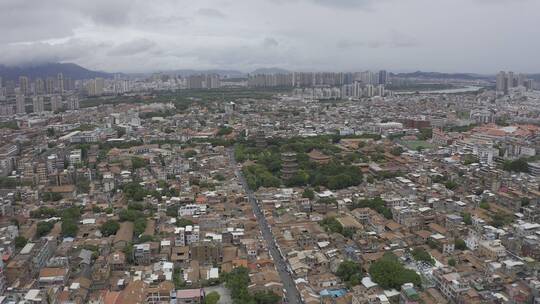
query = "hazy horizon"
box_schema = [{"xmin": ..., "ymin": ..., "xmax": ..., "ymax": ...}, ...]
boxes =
[{"xmin": 1, "ymin": 0, "xmax": 539, "ymax": 74}]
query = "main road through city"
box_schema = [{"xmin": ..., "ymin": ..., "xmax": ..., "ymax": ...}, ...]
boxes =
[{"xmin": 228, "ymin": 148, "xmax": 303, "ymax": 304}]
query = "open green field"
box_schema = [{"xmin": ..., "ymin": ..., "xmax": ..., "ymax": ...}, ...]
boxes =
[{"xmin": 81, "ymin": 88, "xmax": 289, "ymax": 108}]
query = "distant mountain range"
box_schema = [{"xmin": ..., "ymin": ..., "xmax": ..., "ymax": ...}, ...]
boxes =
[
  {"xmin": 145, "ymin": 69, "xmax": 244, "ymax": 78},
  {"xmin": 0, "ymin": 63, "xmax": 295, "ymax": 81},
  {"xmin": 250, "ymin": 67, "xmax": 290, "ymax": 75},
  {"xmin": 0, "ymin": 63, "xmax": 113, "ymax": 81},
  {"xmin": 139, "ymin": 67, "xmax": 290, "ymax": 77},
  {"xmin": 2, "ymin": 63, "xmax": 538, "ymax": 82},
  {"xmin": 391, "ymin": 71, "xmax": 493, "ymax": 80}
]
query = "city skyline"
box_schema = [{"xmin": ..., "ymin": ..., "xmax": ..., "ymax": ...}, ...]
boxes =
[{"xmin": 1, "ymin": 0, "xmax": 540, "ymax": 73}]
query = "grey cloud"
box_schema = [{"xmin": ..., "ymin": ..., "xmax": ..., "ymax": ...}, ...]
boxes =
[
  {"xmin": 309, "ymin": 0, "xmax": 379, "ymax": 9},
  {"xmin": 337, "ymin": 32, "xmax": 418, "ymax": 50},
  {"xmin": 263, "ymin": 38, "xmax": 279, "ymax": 47},
  {"xmin": 473, "ymin": 0, "xmax": 531, "ymax": 4},
  {"xmin": 196, "ymin": 8, "xmax": 226, "ymax": 18},
  {"xmin": 0, "ymin": 39, "xmax": 101, "ymax": 66},
  {"xmin": 107, "ymin": 39, "xmax": 157, "ymax": 56},
  {"xmin": 0, "ymin": 5, "xmax": 78, "ymax": 43},
  {"xmin": 337, "ymin": 40, "xmax": 365, "ymax": 49},
  {"xmin": 0, "ymin": 0, "xmax": 539, "ymax": 73},
  {"xmin": 271, "ymin": 0, "xmax": 377, "ymax": 9},
  {"xmin": 389, "ymin": 30, "xmax": 419, "ymax": 48},
  {"xmin": 79, "ymin": 0, "xmax": 135, "ymax": 26}
]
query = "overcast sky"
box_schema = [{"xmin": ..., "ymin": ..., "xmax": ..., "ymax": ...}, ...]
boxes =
[{"xmin": 1, "ymin": 0, "xmax": 539, "ymax": 73}]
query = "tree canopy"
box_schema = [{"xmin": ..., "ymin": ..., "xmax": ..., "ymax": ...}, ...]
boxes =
[
  {"xmin": 369, "ymin": 253, "xmax": 421, "ymax": 289},
  {"xmin": 14, "ymin": 236, "xmax": 27, "ymax": 249},
  {"xmin": 351, "ymin": 197, "xmax": 392, "ymax": 219},
  {"xmin": 411, "ymin": 247, "xmax": 435, "ymax": 265},
  {"xmin": 37, "ymin": 221, "xmax": 54, "ymax": 237},
  {"xmin": 100, "ymin": 220, "xmax": 120, "ymax": 237},
  {"xmin": 336, "ymin": 260, "xmax": 363, "ymax": 287},
  {"xmin": 502, "ymin": 158, "xmax": 530, "ymax": 173},
  {"xmin": 204, "ymin": 291, "xmax": 221, "ymax": 304},
  {"xmin": 223, "ymin": 266, "xmax": 280, "ymax": 304},
  {"xmin": 454, "ymin": 239, "xmax": 467, "ymax": 251}
]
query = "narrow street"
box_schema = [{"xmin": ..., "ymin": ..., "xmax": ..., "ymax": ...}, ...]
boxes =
[{"xmin": 228, "ymin": 148, "xmax": 303, "ymax": 304}]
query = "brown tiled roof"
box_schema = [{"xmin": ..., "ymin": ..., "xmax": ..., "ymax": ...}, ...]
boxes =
[{"xmin": 39, "ymin": 267, "xmax": 68, "ymax": 277}]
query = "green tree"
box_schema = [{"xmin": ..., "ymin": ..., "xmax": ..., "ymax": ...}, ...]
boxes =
[
  {"xmin": 463, "ymin": 154, "xmax": 478, "ymax": 165},
  {"xmin": 302, "ymin": 188, "xmax": 315, "ymax": 200},
  {"xmin": 390, "ymin": 146, "xmax": 404, "ymax": 156},
  {"xmin": 176, "ymin": 218, "xmax": 194, "ymax": 227},
  {"xmin": 214, "ymin": 173, "xmax": 225, "ymax": 181},
  {"xmin": 14, "ymin": 236, "xmax": 27, "ymax": 249},
  {"xmin": 119, "ymin": 209, "xmax": 144, "ymax": 222},
  {"xmin": 253, "ymin": 291, "xmax": 280, "ymax": 304},
  {"xmin": 166, "ymin": 205, "xmax": 179, "ymax": 217},
  {"xmin": 0, "ymin": 121, "xmax": 18, "ymax": 130},
  {"xmin": 444, "ymin": 180, "xmax": 458, "ymax": 190},
  {"xmin": 42, "ymin": 192, "xmax": 63, "ymax": 202},
  {"xmin": 61, "ymin": 206, "xmax": 82, "ymax": 220},
  {"xmin": 342, "ymin": 227, "xmax": 356, "ymax": 239},
  {"xmin": 411, "ymin": 247, "xmax": 435, "ymax": 265},
  {"xmin": 223, "ymin": 266, "xmax": 252, "ymax": 303},
  {"xmin": 123, "ymin": 243, "xmax": 134, "ymax": 264},
  {"xmin": 30, "ymin": 207, "xmax": 59, "ymax": 218},
  {"xmin": 351, "ymin": 197, "xmax": 392, "ymax": 219},
  {"xmin": 92, "ymin": 206, "xmax": 103, "ymax": 213},
  {"xmin": 131, "ymin": 157, "xmax": 148, "ymax": 170},
  {"xmin": 417, "ymin": 128, "xmax": 433, "ymax": 140},
  {"xmin": 184, "ymin": 150, "xmax": 198, "ymax": 158},
  {"xmin": 320, "ymin": 217, "xmax": 343, "ymax": 234},
  {"xmin": 491, "ymin": 212, "xmax": 513, "ymax": 228},
  {"xmin": 479, "ymin": 200, "xmax": 490, "ymax": 210},
  {"xmin": 123, "ymin": 182, "xmax": 149, "ymax": 201},
  {"xmin": 217, "ymin": 126, "xmax": 233, "ymax": 136},
  {"xmin": 37, "ymin": 221, "xmax": 54, "ymax": 237},
  {"xmin": 462, "ymin": 212, "xmax": 472, "ymax": 225},
  {"xmin": 369, "ymin": 253, "xmax": 421, "ymax": 289},
  {"xmin": 134, "ymin": 218, "xmax": 147, "ymax": 237},
  {"xmin": 336, "ymin": 260, "xmax": 362, "ymax": 287},
  {"xmin": 100, "ymin": 220, "xmax": 120, "ymax": 237},
  {"xmin": 204, "ymin": 291, "xmax": 221, "ymax": 304},
  {"xmin": 448, "ymin": 258, "xmax": 456, "ymax": 267},
  {"xmin": 502, "ymin": 158, "xmax": 530, "ymax": 173},
  {"xmin": 61, "ymin": 219, "xmax": 78, "ymax": 237},
  {"xmin": 454, "ymin": 239, "xmax": 467, "ymax": 251}
]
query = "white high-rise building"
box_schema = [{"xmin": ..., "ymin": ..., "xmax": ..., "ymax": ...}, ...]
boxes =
[
  {"xmin": 360, "ymin": 71, "xmax": 375, "ymax": 85},
  {"xmin": 95, "ymin": 78, "xmax": 105, "ymax": 95},
  {"xmin": 16, "ymin": 94, "xmax": 26, "ymax": 114},
  {"xmin": 19, "ymin": 76, "xmax": 29, "ymax": 96},
  {"xmin": 507, "ymin": 71, "xmax": 515, "ymax": 88},
  {"xmin": 57, "ymin": 73, "xmax": 64, "ymax": 93},
  {"xmin": 32, "ymin": 96, "xmax": 45, "ymax": 113},
  {"xmin": 496, "ymin": 71, "xmax": 508, "ymax": 93},
  {"xmin": 376, "ymin": 84, "xmax": 385, "ymax": 97},
  {"xmin": 67, "ymin": 96, "xmax": 80, "ymax": 110},
  {"xmin": 50, "ymin": 95, "xmax": 63, "ymax": 112},
  {"xmin": 364, "ymin": 84, "xmax": 374, "ymax": 97}
]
